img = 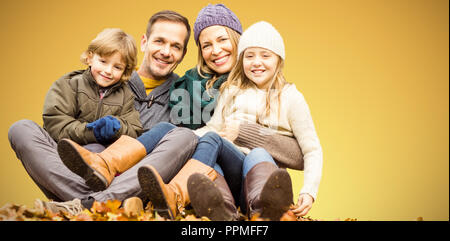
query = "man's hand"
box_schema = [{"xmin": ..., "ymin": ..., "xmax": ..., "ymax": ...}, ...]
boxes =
[{"xmin": 290, "ymin": 193, "xmax": 314, "ymax": 217}]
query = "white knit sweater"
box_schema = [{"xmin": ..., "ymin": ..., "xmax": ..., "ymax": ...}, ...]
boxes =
[{"xmin": 195, "ymin": 83, "xmax": 323, "ymax": 200}]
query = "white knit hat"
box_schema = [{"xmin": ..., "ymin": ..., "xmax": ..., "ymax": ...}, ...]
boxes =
[{"xmin": 238, "ymin": 21, "xmax": 285, "ymax": 60}]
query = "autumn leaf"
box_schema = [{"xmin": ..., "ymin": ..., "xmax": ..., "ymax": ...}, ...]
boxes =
[
  {"xmin": 74, "ymin": 210, "xmax": 94, "ymax": 221},
  {"xmin": 105, "ymin": 199, "xmax": 122, "ymax": 213},
  {"xmin": 91, "ymin": 201, "xmax": 109, "ymax": 214},
  {"xmin": 249, "ymin": 213, "xmax": 267, "ymax": 221},
  {"xmin": 182, "ymin": 214, "xmax": 201, "ymax": 221},
  {"xmin": 280, "ymin": 210, "xmax": 297, "ymax": 221},
  {"xmin": 0, "ymin": 199, "xmax": 360, "ymax": 221}
]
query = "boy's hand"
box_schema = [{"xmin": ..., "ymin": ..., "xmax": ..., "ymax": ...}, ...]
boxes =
[
  {"xmin": 291, "ymin": 193, "xmax": 314, "ymax": 217},
  {"xmin": 86, "ymin": 116, "xmax": 121, "ymax": 143}
]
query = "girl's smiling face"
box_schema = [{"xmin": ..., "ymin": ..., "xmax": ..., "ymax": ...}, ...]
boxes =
[
  {"xmin": 243, "ymin": 47, "xmax": 280, "ymax": 90},
  {"xmin": 199, "ymin": 25, "xmax": 235, "ymax": 74},
  {"xmin": 88, "ymin": 52, "xmax": 125, "ymax": 87}
]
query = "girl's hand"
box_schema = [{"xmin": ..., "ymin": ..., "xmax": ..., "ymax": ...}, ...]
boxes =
[
  {"xmin": 218, "ymin": 121, "xmax": 241, "ymax": 142},
  {"xmin": 291, "ymin": 193, "xmax": 314, "ymax": 217}
]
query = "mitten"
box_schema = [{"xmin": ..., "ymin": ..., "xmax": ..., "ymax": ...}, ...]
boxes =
[{"xmin": 87, "ymin": 116, "xmax": 121, "ymax": 144}]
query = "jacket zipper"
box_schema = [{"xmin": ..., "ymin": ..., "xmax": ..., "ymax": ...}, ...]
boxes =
[{"xmin": 95, "ymin": 88, "xmax": 108, "ymax": 120}]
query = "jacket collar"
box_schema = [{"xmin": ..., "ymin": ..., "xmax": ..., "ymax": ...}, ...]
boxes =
[{"xmin": 128, "ymin": 70, "xmax": 179, "ymax": 101}]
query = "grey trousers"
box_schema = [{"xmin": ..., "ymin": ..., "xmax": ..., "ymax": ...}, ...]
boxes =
[{"xmin": 8, "ymin": 119, "xmax": 198, "ymax": 202}]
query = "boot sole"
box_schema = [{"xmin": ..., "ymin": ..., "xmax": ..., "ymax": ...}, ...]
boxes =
[
  {"xmin": 259, "ymin": 169, "xmax": 293, "ymax": 220},
  {"xmin": 138, "ymin": 166, "xmax": 174, "ymax": 219},
  {"xmin": 188, "ymin": 173, "xmax": 232, "ymax": 221},
  {"xmin": 57, "ymin": 139, "xmax": 108, "ymax": 192}
]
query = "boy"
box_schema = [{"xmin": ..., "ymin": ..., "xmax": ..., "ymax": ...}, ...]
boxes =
[{"xmin": 43, "ymin": 28, "xmax": 142, "ymax": 145}]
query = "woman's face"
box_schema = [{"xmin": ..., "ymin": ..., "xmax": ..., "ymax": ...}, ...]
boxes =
[{"xmin": 199, "ymin": 25, "xmax": 235, "ymax": 74}]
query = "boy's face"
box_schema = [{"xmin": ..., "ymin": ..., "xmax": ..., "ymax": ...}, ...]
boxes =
[
  {"xmin": 138, "ymin": 20, "xmax": 188, "ymax": 80},
  {"xmin": 243, "ymin": 47, "xmax": 279, "ymax": 90},
  {"xmin": 88, "ymin": 52, "xmax": 126, "ymax": 87}
]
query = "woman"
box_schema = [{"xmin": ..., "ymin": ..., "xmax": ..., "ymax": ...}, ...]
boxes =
[
  {"xmin": 137, "ymin": 4, "xmax": 305, "ymax": 220},
  {"xmin": 188, "ymin": 21, "xmax": 323, "ymax": 221}
]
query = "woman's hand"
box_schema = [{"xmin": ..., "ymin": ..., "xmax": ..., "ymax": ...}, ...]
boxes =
[
  {"xmin": 218, "ymin": 121, "xmax": 241, "ymax": 142},
  {"xmin": 290, "ymin": 193, "xmax": 314, "ymax": 217}
]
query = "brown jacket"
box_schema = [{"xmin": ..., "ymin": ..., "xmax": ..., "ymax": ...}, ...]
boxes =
[{"xmin": 43, "ymin": 69, "xmax": 143, "ymax": 145}]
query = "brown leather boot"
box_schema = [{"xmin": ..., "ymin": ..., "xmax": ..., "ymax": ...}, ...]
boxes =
[
  {"xmin": 244, "ymin": 162, "xmax": 293, "ymax": 220},
  {"xmin": 57, "ymin": 135, "xmax": 147, "ymax": 191},
  {"xmin": 137, "ymin": 159, "xmax": 218, "ymax": 219},
  {"xmin": 188, "ymin": 173, "xmax": 239, "ymax": 221}
]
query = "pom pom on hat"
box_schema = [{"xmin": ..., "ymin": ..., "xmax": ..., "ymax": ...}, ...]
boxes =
[
  {"xmin": 194, "ymin": 4, "xmax": 242, "ymax": 44},
  {"xmin": 238, "ymin": 21, "xmax": 285, "ymax": 60}
]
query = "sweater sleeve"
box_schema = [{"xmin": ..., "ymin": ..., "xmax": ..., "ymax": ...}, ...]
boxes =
[
  {"xmin": 288, "ymin": 88, "xmax": 323, "ymax": 201},
  {"xmin": 42, "ymin": 75, "xmax": 96, "ymax": 144},
  {"xmin": 234, "ymin": 122, "xmax": 304, "ymax": 170}
]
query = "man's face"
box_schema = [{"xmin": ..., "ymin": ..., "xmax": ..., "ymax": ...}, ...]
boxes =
[{"xmin": 138, "ymin": 20, "xmax": 188, "ymax": 80}]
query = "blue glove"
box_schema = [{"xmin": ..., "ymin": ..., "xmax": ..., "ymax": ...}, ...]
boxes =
[{"xmin": 86, "ymin": 116, "xmax": 121, "ymax": 144}]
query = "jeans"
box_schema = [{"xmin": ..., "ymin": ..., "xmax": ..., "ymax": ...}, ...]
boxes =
[
  {"xmin": 242, "ymin": 147, "xmax": 277, "ymax": 178},
  {"xmin": 137, "ymin": 122, "xmax": 177, "ymax": 153},
  {"xmin": 192, "ymin": 132, "xmax": 277, "ymax": 208}
]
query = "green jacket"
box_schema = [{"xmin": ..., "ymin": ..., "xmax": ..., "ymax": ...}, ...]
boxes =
[
  {"xmin": 43, "ymin": 69, "xmax": 143, "ymax": 144},
  {"xmin": 169, "ymin": 68, "xmax": 228, "ymax": 129}
]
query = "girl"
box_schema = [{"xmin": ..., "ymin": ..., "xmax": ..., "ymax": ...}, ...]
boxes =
[{"xmin": 188, "ymin": 21, "xmax": 323, "ymax": 220}]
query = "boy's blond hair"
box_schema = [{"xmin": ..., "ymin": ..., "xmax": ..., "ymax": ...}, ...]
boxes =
[{"xmin": 80, "ymin": 28, "xmax": 137, "ymax": 82}]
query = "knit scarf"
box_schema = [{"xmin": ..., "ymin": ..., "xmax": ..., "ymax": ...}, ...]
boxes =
[{"xmin": 169, "ymin": 67, "xmax": 229, "ymax": 129}]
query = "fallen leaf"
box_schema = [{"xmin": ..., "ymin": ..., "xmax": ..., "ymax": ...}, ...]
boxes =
[{"xmin": 280, "ymin": 210, "xmax": 297, "ymax": 221}]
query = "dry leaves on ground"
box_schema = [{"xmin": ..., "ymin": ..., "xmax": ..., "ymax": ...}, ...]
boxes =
[{"xmin": 0, "ymin": 199, "xmax": 357, "ymax": 221}]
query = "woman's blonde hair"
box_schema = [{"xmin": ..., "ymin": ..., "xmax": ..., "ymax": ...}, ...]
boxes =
[
  {"xmin": 196, "ymin": 26, "xmax": 241, "ymax": 91},
  {"xmin": 80, "ymin": 28, "xmax": 137, "ymax": 82},
  {"xmin": 220, "ymin": 51, "xmax": 288, "ymax": 122}
]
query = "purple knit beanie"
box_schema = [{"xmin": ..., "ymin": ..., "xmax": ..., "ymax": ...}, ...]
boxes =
[{"xmin": 194, "ymin": 4, "xmax": 242, "ymax": 44}]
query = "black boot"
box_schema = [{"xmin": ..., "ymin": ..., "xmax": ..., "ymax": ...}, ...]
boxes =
[
  {"xmin": 244, "ymin": 162, "xmax": 293, "ymax": 220},
  {"xmin": 188, "ymin": 173, "xmax": 239, "ymax": 221}
]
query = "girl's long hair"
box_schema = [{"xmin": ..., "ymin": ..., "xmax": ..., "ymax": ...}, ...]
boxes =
[{"xmin": 220, "ymin": 52, "xmax": 288, "ymax": 124}]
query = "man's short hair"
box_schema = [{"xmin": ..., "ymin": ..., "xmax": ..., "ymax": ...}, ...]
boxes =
[{"xmin": 145, "ymin": 10, "xmax": 191, "ymax": 51}]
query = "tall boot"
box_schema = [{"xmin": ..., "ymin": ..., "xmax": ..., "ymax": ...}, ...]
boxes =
[
  {"xmin": 57, "ymin": 136, "xmax": 147, "ymax": 191},
  {"xmin": 188, "ymin": 173, "xmax": 239, "ymax": 221},
  {"xmin": 244, "ymin": 162, "xmax": 293, "ymax": 220},
  {"xmin": 137, "ymin": 159, "xmax": 218, "ymax": 219}
]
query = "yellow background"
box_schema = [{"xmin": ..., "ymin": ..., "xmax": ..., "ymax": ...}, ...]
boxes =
[{"xmin": 0, "ymin": 0, "xmax": 448, "ymax": 221}]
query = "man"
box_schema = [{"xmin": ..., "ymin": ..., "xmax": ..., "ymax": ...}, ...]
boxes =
[
  {"xmin": 8, "ymin": 10, "xmax": 195, "ymax": 214},
  {"xmin": 129, "ymin": 10, "xmax": 191, "ymax": 129}
]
